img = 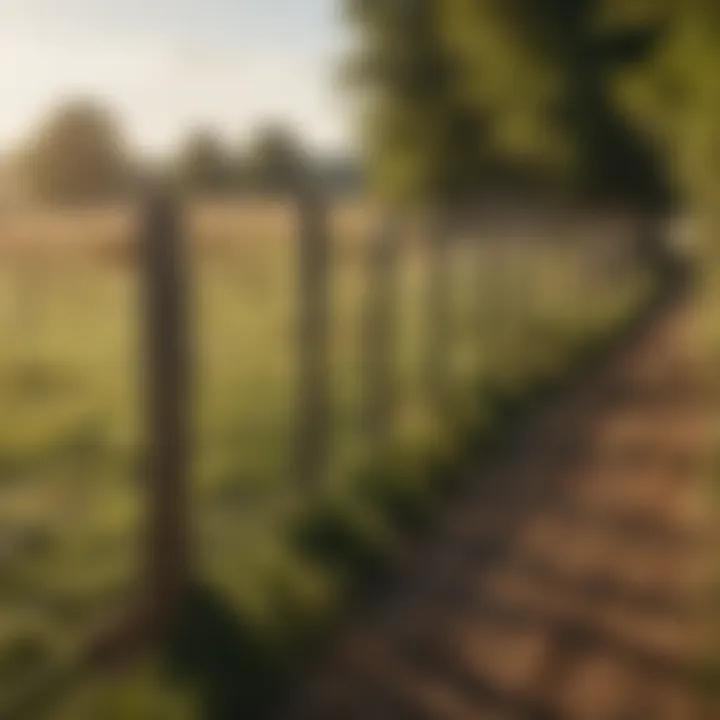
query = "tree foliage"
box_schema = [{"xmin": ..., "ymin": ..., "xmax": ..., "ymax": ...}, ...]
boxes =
[
  {"xmin": 244, "ymin": 124, "xmax": 306, "ymax": 195},
  {"xmin": 17, "ymin": 100, "xmax": 129, "ymax": 203},
  {"xmin": 601, "ymin": 1, "xmax": 720, "ymax": 217},
  {"xmin": 175, "ymin": 129, "xmax": 232, "ymax": 194},
  {"xmin": 345, "ymin": 0, "xmax": 682, "ymax": 208},
  {"xmin": 346, "ymin": 0, "xmax": 489, "ymax": 203}
]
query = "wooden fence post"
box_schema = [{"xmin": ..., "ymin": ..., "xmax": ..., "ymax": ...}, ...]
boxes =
[
  {"xmin": 140, "ymin": 186, "xmax": 191, "ymax": 636},
  {"xmin": 295, "ymin": 176, "xmax": 331, "ymax": 493},
  {"xmin": 362, "ymin": 212, "xmax": 400, "ymax": 444}
]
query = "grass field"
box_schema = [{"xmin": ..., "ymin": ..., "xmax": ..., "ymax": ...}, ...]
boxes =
[{"xmin": 0, "ymin": 200, "xmax": 655, "ymax": 717}]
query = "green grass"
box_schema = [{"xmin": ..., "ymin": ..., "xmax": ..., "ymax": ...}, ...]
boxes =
[{"xmin": 0, "ymin": 201, "xmax": 657, "ymax": 717}]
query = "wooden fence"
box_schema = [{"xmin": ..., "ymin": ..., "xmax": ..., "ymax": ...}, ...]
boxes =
[
  {"xmin": 135, "ymin": 184, "xmax": 657, "ymax": 640},
  {"xmin": 0, "ymin": 182, "xmax": 664, "ymax": 717}
]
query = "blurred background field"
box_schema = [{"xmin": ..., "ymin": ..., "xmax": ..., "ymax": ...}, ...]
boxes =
[{"xmin": 0, "ymin": 198, "xmax": 653, "ymax": 713}]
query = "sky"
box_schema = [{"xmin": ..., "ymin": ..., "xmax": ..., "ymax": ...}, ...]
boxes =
[{"xmin": 0, "ymin": 0, "xmax": 352, "ymax": 157}]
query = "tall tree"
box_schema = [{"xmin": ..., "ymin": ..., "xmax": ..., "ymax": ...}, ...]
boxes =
[
  {"xmin": 17, "ymin": 100, "xmax": 129, "ymax": 203},
  {"xmin": 175, "ymin": 128, "xmax": 231, "ymax": 195},
  {"xmin": 346, "ymin": 0, "xmax": 673, "ymax": 207},
  {"xmin": 600, "ymin": 1, "xmax": 720, "ymax": 225},
  {"xmin": 245, "ymin": 123, "xmax": 306, "ymax": 195},
  {"xmin": 443, "ymin": 0, "xmax": 672, "ymax": 206},
  {"xmin": 346, "ymin": 0, "xmax": 492, "ymax": 205}
]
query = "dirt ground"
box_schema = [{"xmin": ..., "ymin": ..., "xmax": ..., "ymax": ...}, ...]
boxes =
[{"xmin": 282, "ymin": 294, "xmax": 717, "ymax": 720}]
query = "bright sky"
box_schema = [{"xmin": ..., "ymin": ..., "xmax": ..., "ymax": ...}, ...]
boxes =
[{"xmin": 0, "ymin": 0, "xmax": 352, "ymax": 156}]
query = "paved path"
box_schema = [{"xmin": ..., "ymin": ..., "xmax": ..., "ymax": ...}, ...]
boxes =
[{"xmin": 283, "ymin": 295, "xmax": 716, "ymax": 719}]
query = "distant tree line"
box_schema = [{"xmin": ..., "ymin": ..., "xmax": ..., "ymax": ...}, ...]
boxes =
[
  {"xmin": 10, "ymin": 1, "xmax": 719, "ymax": 228},
  {"xmin": 10, "ymin": 100, "xmax": 363, "ymax": 204}
]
